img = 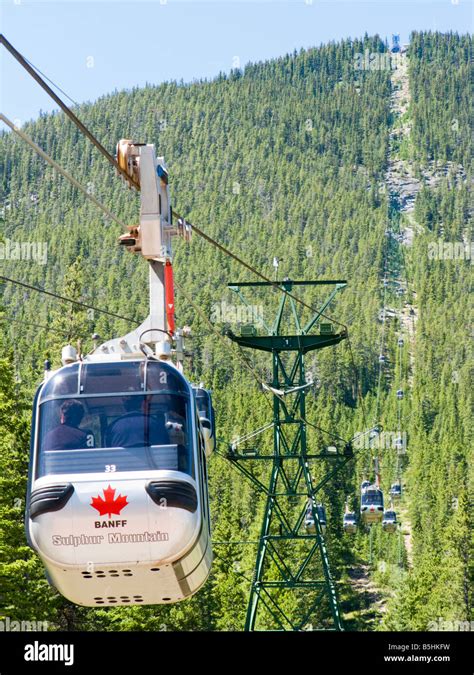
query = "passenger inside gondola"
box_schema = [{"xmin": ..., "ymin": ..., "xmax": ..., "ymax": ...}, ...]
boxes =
[
  {"xmin": 37, "ymin": 362, "xmax": 194, "ymax": 476},
  {"xmin": 43, "ymin": 400, "xmax": 95, "ymax": 451},
  {"xmin": 105, "ymin": 395, "xmax": 170, "ymax": 448}
]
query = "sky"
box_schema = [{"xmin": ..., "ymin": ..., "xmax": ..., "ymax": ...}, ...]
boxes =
[{"xmin": 0, "ymin": 0, "xmax": 472, "ymax": 128}]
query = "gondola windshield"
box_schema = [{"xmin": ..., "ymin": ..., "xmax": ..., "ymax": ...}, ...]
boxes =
[
  {"xmin": 35, "ymin": 361, "xmax": 194, "ymax": 478},
  {"xmin": 361, "ymin": 489, "xmax": 383, "ymax": 506}
]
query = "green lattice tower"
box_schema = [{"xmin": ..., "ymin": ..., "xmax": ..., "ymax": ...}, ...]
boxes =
[{"xmin": 225, "ymin": 279, "xmax": 352, "ymax": 631}]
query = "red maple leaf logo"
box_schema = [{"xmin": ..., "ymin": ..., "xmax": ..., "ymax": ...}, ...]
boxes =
[{"xmin": 91, "ymin": 485, "xmax": 129, "ymax": 518}]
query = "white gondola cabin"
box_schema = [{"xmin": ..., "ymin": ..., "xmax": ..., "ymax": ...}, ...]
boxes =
[
  {"xmin": 305, "ymin": 502, "xmax": 327, "ymax": 536},
  {"xmin": 343, "ymin": 512, "xmax": 357, "ymax": 534},
  {"xmin": 360, "ymin": 485, "xmax": 384, "ymax": 524},
  {"xmin": 25, "ymin": 139, "xmax": 217, "ymax": 607},
  {"xmin": 389, "ymin": 482, "xmax": 402, "ymax": 501},
  {"xmin": 382, "ymin": 510, "xmax": 397, "ymax": 533},
  {"xmin": 26, "ymin": 358, "xmax": 213, "ymax": 607}
]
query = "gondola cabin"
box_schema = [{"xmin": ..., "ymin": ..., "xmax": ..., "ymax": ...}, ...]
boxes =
[
  {"xmin": 305, "ymin": 503, "xmax": 327, "ymax": 536},
  {"xmin": 360, "ymin": 486, "xmax": 384, "ymax": 524},
  {"xmin": 382, "ymin": 510, "xmax": 397, "ymax": 533},
  {"xmin": 343, "ymin": 512, "xmax": 357, "ymax": 534},
  {"xmin": 390, "ymin": 482, "xmax": 402, "ymax": 501},
  {"xmin": 26, "ymin": 357, "xmax": 213, "ymax": 607},
  {"xmin": 391, "ymin": 34, "xmax": 401, "ymax": 53}
]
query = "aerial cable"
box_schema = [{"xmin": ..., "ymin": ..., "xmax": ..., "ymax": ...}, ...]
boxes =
[
  {"xmin": 396, "ymin": 341, "xmax": 401, "ymax": 479},
  {"xmin": 0, "ymin": 36, "xmax": 347, "ymax": 333},
  {"xmin": 0, "ymin": 114, "xmax": 343, "ymax": 404},
  {"xmin": 2, "ymin": 37, "xmax": 368, "ymax": 431},
  {"xmin": 174, "ymin": 281, "xmax": 353, "ymax": 447},
  {"xmin": 396, "ymin": 285, "xmax": 406, "ymax": 482},
  {"xmin": 0, "ymin": 313, "xmax": 92, "ymax": 339},
  {"xmin": 0, "ymin": 35, "xmax": 139, "ymax": 190},
  {"xmin": 24, "ymin": 56, "xmax": 80, "ymax": 107},
  {"xmin": 171, "ymin": 209, "xmax": 347, "ymax": 331},
  {"xmin": 394, "ymin": 204, "xmax": 410, "ymax": 484},
  {"xmin": 0, "ymin": 114, "xmax": 129, "ymax": 230},
  {"xmin": 228, "ymin": 423, "xmax": 275, "ymax": 450},
  {"xmin": 261, "ymin": 379, "xmax": 314, "ymax": 397},
  {"xmin": 302, "ymin": 418, "xmax": 352, "ymax": 446},
  {"xmin": 373, "ymin": 215, "xmax": 397, "ymax": 461},
  {"xmin": 0, "ymin": 275, "xmax": 139, "ymax": 324},
  {"xmin": 346, "ymin": 333, "xmax": 368, "ymax": 430},
  {"xmin": 374, "ymin": 264, "xmax": 388, "ymax": 425},
  {"xmin": 0, "ymin": 138, "xmax": 358, "ymax": 449},
  {"xmin": 212, "ymin": 540, "xmax": 259, "ymax": 545},
  {"xmin": 173, "ymin": 279, "xmax": 274, "ymax": 411}
]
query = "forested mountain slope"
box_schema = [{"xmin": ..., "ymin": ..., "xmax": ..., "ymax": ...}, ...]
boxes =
[
  {"xmin": 0, "ymin": 31, "xmax": 471, "ymax": 631},
  {"xmin": 381, "ymin": 31, "xmax": 472, "ymax": 630}
]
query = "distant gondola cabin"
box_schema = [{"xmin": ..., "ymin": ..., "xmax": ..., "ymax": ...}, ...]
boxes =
[{"xmin": 360, "ymin": 486, "xmax": 384, "ymax": 524}]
